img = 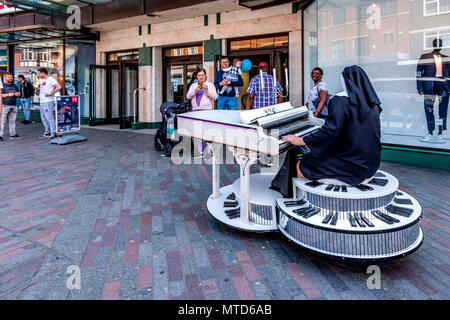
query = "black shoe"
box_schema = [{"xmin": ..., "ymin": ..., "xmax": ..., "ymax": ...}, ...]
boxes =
[
  {"xmin": 0, "ymin": 136, "xmax": 3, "ymax": 141},
  {"xmin": 24, "ymin": 120, "xmax": 31, "ymax": 124},
  {"xmin": 39, "ymin": 133, "xmax": 51, "ymax": 139},
  {"xmin": 10, "ymin": 134, "xmax": 23, "ymax": 140}
]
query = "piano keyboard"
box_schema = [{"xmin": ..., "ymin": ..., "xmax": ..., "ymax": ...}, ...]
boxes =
[{"xmin": 276, "ymin": 125, "xmax": 320, "ymax": 151}]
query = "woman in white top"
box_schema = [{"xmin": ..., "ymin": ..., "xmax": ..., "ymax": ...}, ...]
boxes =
[{"xmin": 306, "ymin": 67, "xmax": 329, "ymax": 118}]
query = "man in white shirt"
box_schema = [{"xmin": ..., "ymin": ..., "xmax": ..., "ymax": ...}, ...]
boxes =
[{"xmin": 35, "ymin": 68, "xmax": 61, "ymax": 139}]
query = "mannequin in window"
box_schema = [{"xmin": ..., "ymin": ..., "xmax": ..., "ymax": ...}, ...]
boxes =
[{"xmin": 417, "ymin": 38, "xmax": 449, "ymax": 144}]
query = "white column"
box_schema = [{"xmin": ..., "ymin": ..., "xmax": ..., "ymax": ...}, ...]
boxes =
[
  {"xmin": 289, "ymin": 30, "xmax": 303, "ymax": 107},
  {"xmin": 209, "ymin": 142, "xmax": 222, "ymax": 199},
  {"xmin": 152, "ymin": 47, "xmax": 163, "ymax": 123}
]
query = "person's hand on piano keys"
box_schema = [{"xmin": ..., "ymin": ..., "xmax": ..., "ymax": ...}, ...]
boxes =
[{"xmin": 282, "ymin": 135, "xmax": 306, "ymax": 147}]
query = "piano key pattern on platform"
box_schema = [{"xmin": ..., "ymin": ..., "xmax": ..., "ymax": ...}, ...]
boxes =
[
  {"xmin": 276, "ymin": 171, "xmax": 424, "ymax": 261},
  {"xmin": 300, "ymin": 191, "xmax": 398, "ymax": 212},
  {"xmin": 278, "ymin": 209, "xmax": 423, "ymax": 259}
]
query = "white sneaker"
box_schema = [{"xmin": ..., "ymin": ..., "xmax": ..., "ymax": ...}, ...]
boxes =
[
  {"xmin": 420, "ymin": 134, "xmax": 437, "ymax": 143},
  {"xmin": 435, "ymin": 135, "xmax": 446, "ymax": 144}
]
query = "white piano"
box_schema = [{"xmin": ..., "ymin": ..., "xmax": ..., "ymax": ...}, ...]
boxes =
[{"xmin": 176, "ymin": 103, "xmax": 324, "ymax": 233}]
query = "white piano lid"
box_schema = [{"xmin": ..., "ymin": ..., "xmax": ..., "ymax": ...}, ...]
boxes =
[
  {"xmin": 240, "ymin": 102, "xmax": 294, "ymax": 125},
  {"xmin": 177, "ymin": 110, "xmax": 259, "ymax": 129}
]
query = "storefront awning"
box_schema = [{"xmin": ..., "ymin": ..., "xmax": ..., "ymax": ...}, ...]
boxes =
[
  {"xmin": 0, "ymin": 25, "xmax": 97, "ymax": 44},
  {"xmin": 3, "ymin": 0, "xmax": 113, "ymax": 15}
]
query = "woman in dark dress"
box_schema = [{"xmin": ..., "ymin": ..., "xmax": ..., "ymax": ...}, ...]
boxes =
[{"xmin": 271, "ymin": 66, "xmax": 382, "ymax": 197}]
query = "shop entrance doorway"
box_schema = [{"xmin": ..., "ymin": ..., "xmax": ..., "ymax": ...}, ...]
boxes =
[
  {"xmin": 164, "ymin": 62, "xmax": 202, "ymax": 104},
  {"xmin": 225, "ymin": 34, "xmax": 289, "ymax": 109},
  {"xmin": 162, "ymin": 44, "xmax": 203, "ymax": 104},
  {"xmin": 89, "ymin": 61, "xmax": 139, "ymax": 129}
]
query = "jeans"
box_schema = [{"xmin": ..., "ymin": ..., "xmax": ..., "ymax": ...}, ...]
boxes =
[
  {"xmin": 20, "ymin": 98, "xmax": 32, "ymax": 121},
  {"xmin": 424, "ymin": 81, "xmax": 449, "ymax": 134},
  {"xmin": 217, "ymin": 96, "xmax": 238, "ymax": 110},
  {"xmin": 40, "ymin": 101, "xmax": 56, "ymax": 135},
  {"xmin": 0, "ymin": 105, "xmax": 18, "ymax": 137}
]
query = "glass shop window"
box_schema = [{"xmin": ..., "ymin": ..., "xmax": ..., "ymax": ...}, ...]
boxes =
[{"xmin": 304, "ymin": 0, "xmax": 450, "ymax": 151}]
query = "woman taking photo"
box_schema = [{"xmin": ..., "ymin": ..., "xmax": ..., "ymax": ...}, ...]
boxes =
[
  {"xmin": 186, "ymin": 68, "xmax": 218, "ymax": 111},
  {"xmin": 186, "ymin": 68, "xmax": 218, "ymax": 155},
  {"xmin": 306, "ymin": 67, "xmax": 329, "ymax": 118}
]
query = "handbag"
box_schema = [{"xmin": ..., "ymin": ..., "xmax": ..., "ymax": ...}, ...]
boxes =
[{"xmin": 312, "ymin": 84, "xmax": 329, "ymax": 118}]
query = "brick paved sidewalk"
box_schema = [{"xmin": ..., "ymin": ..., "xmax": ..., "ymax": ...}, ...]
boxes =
[{"xmin": 0, "ymin": 123, "xmax": 448, "ymax": 300}]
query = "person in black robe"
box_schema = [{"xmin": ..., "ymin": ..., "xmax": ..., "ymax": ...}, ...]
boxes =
[{"xmin": 271, "ymin": 65, "xmax": 382, "ymax": 198}]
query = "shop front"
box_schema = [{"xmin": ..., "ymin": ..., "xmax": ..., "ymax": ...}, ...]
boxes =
[
  {"xmin": 227, "ymin": 34, "xmax": 290, "ymax": 108},
  {"xmin": 163, "ymin": 44, "xmax": 203, "ymax": 104},
  {"xmin": 0, "ymin": 48, "xmax": 6, "ymax": 79},
  {"xmin": 13, "ymin": 40, "xmax": 95, "ymax": 121},
  {"xmin": 90, "ymin": 49, "xmax": 139, "ymax": 129},
  {"xmin": 303, "ymin": 0, "xmax": 450, "ymax": 169}
]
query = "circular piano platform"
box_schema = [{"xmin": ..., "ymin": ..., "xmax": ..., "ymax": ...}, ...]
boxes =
[
  {"xmin": 206, "ymin": 174, "xmax": 281, "ymax": 233},
  {"xmin": 276, "ymin": 171, "xmax": 424, "ymax": 261}
]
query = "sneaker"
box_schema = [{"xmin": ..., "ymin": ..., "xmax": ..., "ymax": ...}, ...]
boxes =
[
  {"xmin": 420, "ymin": 134, "xmax": 437, "ymax": 143},
  {"xmin": 49, "ymin": 134, "xmax": 57, "ymax": 139},
  {"xmin": 9, "ymin": 134, "xmax": 23, "ymax": 140},
  {"xmin": 23, "ymin": 120, "xmax": 31, "ymax": 125},
  {"xmin": 39, "ymin": 133, "xmax": 51, "ymax": 139},
  {"xmin": 0, "ymin": 136, "xmax": 3, "ymax": 141},
  {"xmin": 435, "ymin": 135, "xmax": 446, "ymax": 144}
]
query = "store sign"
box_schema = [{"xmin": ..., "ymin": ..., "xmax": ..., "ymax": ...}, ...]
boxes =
[
  {"xmin": 108, "ymin": 50, "xmax": 139, "ymax": 62},
  {"xmin": 0, "ymin": 4, "xmax": 21, "ymax": 15},
  {"xmin": 0, "ymin": 49, "xmax": 7, "ymax": 67}
]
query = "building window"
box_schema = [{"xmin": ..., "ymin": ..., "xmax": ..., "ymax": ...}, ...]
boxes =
[
  {"xmin": 229, "ymin": 36, "xmax": 288, "ymax": 51},
  {"xmin": 424, "ymin": 0, "xmax": 450, "ymax": 16},
  {"xmin": 333, "ymin": 9, "xmax": 346, "ymax": 26},
  {"xmin": 355, "ymin": 4, "xmax": 370, "ymax": 21},
  {"xmin": 332, "ymin": 40, "xmax": 346, "ymax": 59},
  {"xmin": 424, "ymin": 28, "xmax": 450, "ymax": 49},
  {"xmin": 381, "ymin": 0, "xmax": 397, "ymax": 16},
  {"xmin": 383, "ymin": 32, "xmax": 395, "ymax": 44},
  {"xmin": 355, "ymin": 37, "xmax": 370, "ymax": 56},
  {"xmin": 163, "ymin": 45, "xmax": 203, "ymax": 57}
]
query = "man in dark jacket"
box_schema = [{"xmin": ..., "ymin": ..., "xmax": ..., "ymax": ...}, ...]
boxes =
[
  {"xmin": 416, "ymin": 38, "xmax": 450, "ymax": 144},
  {"xmin": 1, "ymin": 72, "xmax": 22, "ymax": 141},
  {"xmin": 214, "ymin": 56, "xmax": 244, "ymax": 110},
  {"xmin": 18, "ymin": 75, "xmax": 34, "ymax": 124}
]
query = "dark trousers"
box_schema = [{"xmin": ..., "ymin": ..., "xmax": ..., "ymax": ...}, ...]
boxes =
[{"xmin": 424, "ymin": 81, "xmax": 449, "ymax": 133}]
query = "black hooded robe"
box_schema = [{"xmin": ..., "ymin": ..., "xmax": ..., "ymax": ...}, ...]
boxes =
[
  {"xmin": 300, "ymin": 95, "xmax": 381, "ymax": 185},
  {"xmin": 270, "ymin": 66, "xmax": 382, "ymax": 198}
]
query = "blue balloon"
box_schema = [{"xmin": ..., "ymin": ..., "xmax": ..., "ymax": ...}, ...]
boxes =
[{"xmin": 241, "ymin": 59, "xmax": 252, "ymax": 73}]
